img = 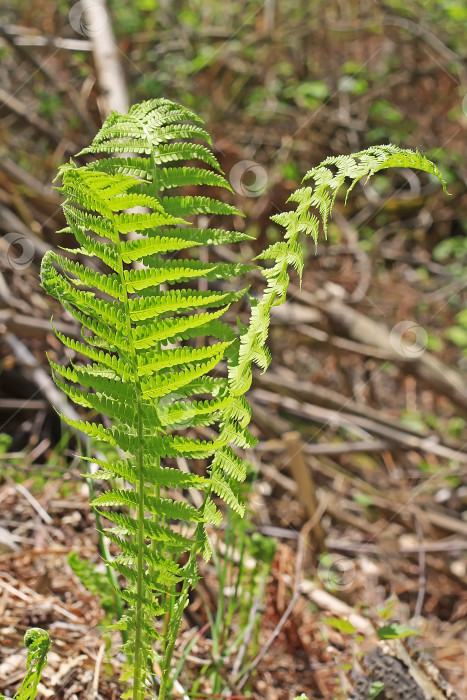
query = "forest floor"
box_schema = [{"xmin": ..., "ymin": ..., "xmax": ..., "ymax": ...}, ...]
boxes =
[{"xmin": 0, "ymin": 2, "xmax": 466, "ymax": 698}]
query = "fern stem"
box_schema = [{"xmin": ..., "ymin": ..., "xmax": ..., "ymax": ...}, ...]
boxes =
[
  {"xmin": 111, "ymin": 112, "xmax": 158, "ymax": 696},
  {"xmin": 111, "ymin": 216, "xmax": 148, "ymax": 700},
  {"xmin": 134, "ymin": 397, "xmax": 147, "ymax": 699}
]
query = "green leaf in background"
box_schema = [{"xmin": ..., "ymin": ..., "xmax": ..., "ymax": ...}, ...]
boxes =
[
  {"xmin": 68, "ymin": 552, "xmax": 116, "ymax": 621},
  {"xmin": 369, "ymin": 681, "xmax": 385, "ymax": 698},
  {"xmin": 249, "ymin": 531, "xmax": 276, "ymax": 565},
  {"xmin": 322, "ymin": 617, "xmax": 357, "ymax": 634},
  {"xmin": 0, "ymin": 433, "xmax": 12, "ymax": 456},
  {"xmin": 376, "ymin": 599, "xmax": 396, "ymax": 621},
  {"xmin": 293, "ymin": 80, "xmax": 329, "ymax": 108},
  {"xmin": 377, "ymin": 623, "xmax": 420, "ymax": 640},
  {"xmin": 445, "ymin": 325, "xmax": 467, "ymax": 347}
]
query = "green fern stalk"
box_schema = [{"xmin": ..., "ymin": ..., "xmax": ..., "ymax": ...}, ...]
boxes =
[{"xmin": 40, "ymin": 98, "xmax": 447, "ymax": 699}]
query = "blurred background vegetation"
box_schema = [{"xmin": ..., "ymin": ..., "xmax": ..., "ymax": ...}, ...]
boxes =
[{"xmin": 2, "ymin": 0, "xmax": 466, "ymax": 307}]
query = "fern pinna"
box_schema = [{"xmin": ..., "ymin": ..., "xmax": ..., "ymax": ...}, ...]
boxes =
[{"xmin": 40, "ymin": 99, "xmax": 446, "ymax": 700}]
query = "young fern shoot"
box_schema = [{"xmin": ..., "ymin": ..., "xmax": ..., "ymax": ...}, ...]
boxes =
[
  {"xmin": 40, "ymin": 99, "xmax": 447, "ymax": 700},
  {"xmin": 0, "ymin": 629, "xmax": 50, "ymax": 700},
  {"xmin": 41, "ymin": 100, "xmax": 254, "ymax": 700}
]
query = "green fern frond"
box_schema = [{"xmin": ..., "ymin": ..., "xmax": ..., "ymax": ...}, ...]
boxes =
[
  {"xmin": 229, "ymin": 145, "xmax": 448, "ymax": 395},
  {"xmin": 123, "ymin": 261, "xmax": 215, "ymax": 291},
  {"xmin": 153, "ymin": 225, "xmax": 254, "ymax": 246},
  {"xmin": 41, "ymin": 97, "xmax": 448, "ymax": 700},
  {"xmin": 120, "ymin": 236, "xmax": 199, "ymax": 262},
  {"xmin": 45, "ymin": 273, "xmax": 126, "ymax": 331},
  {"xmin": 85, "ymin": 156, "xmax": 153, "ymax": 178},
  {"xmin": 123, "ymin": 260, "xmax": 254, "ymax": 293},
  {"xmin": 210, "ymin": 469, "xmax": 244, "ymax": 515},
  {"xmin": 120, "ymin": 227, "xmax": 253, "ymax": 262},
  {"xmin": 60, "ymin": 304, "xmax": 125, "ymax": 350},
  {"xmin": 68, "ymin": 552, "xmax": 116, "ymax": 619},
  {"xmin": 58, "ymin": 414, "xmax": 118, "ymax": 445}
]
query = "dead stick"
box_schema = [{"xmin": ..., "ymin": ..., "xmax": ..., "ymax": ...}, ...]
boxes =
[
  {"xmin": 253, "ymin": 389, "xmax": 467, "ymax": 464},
  {"xmin": 81, "ymin": 0, "xmax": 129, "ymax": 119},
  {"xmin": 283, "ymin": 430, "xmax": 326, "ymax": 553}
]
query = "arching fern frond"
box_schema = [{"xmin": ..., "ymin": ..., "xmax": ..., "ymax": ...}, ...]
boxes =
[{"xmin": 229, "ymin": 144, "xmax": 448, "ymax": 395}]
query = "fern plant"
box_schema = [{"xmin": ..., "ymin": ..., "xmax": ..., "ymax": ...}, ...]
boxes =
[
  {"xmin": 0, "ymin": 629, "xmax": 50, "ymax": 700},
  {"xmin": 38, "ymin": 98, "xmax": 447, "ymax": 700}
]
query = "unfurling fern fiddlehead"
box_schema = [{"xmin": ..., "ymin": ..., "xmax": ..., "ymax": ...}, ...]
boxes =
[
  {"xmin": 0, "ymin": 629, "xmax": 50, "ymax": 700},
  {"xmin": 39, "ymin": 99, "xmax": 447, "ymax": 700}
]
